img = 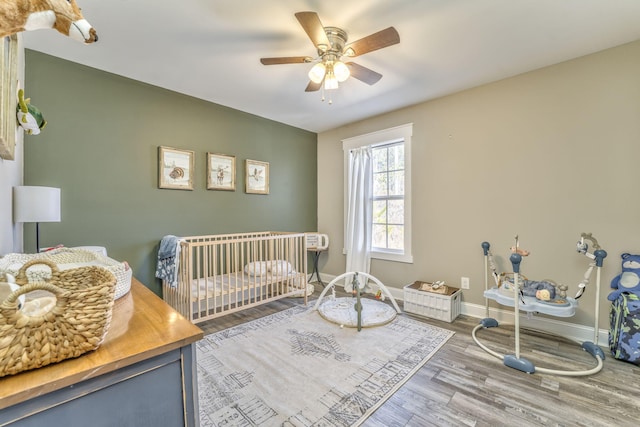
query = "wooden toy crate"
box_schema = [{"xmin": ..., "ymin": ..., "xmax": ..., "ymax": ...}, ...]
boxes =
[{"xmin": 403, "ymin": 281, "xmax": 461, "ymax": 322}]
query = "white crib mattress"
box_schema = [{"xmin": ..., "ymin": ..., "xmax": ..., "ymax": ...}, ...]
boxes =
[{"xmin": 190, "ymin": 272, "xmax": 301, "ymax": 301}]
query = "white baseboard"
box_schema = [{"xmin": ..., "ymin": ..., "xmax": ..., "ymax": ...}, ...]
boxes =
[
  {"xmin": 312, "ymin": 273, "xmax": 609, "ymax": 347},
  {"xmin": 462, "ymin": 301, "xmax": 609, "ymax": 347}
]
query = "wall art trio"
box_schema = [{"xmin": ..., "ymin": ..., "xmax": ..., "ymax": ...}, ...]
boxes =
[{"xmin": 158, "ymin": 146, "xmax": 269, "ymax": 194}]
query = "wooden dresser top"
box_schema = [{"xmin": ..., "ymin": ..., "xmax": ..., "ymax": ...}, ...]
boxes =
[{"xmin": 0, "ymin": 278, "xmax": 203, "ymax": 409}]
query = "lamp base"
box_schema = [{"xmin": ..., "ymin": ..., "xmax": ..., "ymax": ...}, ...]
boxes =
[{"xmin": 35, "ymin": 222, "xmax": 41, "ymax": 253}]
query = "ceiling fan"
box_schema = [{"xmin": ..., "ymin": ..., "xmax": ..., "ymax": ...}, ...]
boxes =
[{"xmin": 260, "ymin": 11, "xmax": 400, "ymax": 95}]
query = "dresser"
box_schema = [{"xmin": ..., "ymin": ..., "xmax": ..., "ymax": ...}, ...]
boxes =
[{"xmin": 0, "ymin": 279, "xmax": 204, "ymax": 426}]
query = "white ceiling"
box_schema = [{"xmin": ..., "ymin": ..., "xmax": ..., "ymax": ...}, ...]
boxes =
[{"xmin": 21, "ymin": 0, "xmax": 640, "ymax": 133}]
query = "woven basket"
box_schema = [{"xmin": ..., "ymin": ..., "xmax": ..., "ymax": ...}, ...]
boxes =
[
  {"xmin": 0, "ymin": 248, "xmax": 131, "ymax": 300},
  {"xmin": 0, "ymin": 259, "xmax": 116, "ymax": 377}
]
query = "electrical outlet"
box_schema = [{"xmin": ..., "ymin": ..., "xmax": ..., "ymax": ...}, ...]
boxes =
[{"xmin": 461, "ymin": 277, "xmax": 470, "ymax": 289}]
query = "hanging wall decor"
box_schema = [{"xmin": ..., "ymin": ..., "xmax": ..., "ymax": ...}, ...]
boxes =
[
  {"xmin": 207, "ymin": 153, "xmax": 236, "ymax": 191},
  {"xmin": 245, "ymin": 159, "xmax": 269, "ymax": 195},
  {"xmin": 158, "ymin": 146, "xmax": 195, "ymax": 190}
]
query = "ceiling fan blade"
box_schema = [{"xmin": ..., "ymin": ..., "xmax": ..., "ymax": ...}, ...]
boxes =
[
  {"xmin": 344, "ymin": 27, "xmax": 400, "ymax": 57},
  {"xmin": 346, "ymin": 62, "xmax": 383, "ymax": 85},
  {"xmin": 295, "ymin": 11, "xmax": 331, "ymax": 50},
  {"xmin": 260, "ymin": 56, "xmax": 312, "ymax": 65},
  {"xmin": 305, "ymin": 80, "xmax": 322, "ymax": 92}
]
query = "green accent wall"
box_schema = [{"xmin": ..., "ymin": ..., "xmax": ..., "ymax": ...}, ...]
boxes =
[{"xmin": 24, "ymin": 50, "xmax": 317, "ymax": 295}]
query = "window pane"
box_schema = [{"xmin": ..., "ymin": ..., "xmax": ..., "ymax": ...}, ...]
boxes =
[
  {"xmin": 388, "ymin": 171, "xmax": 404, "ymax": 196},
  {"xmin": 388, "ymin": 225, "xmax": 404, "ymax": 250},
  {"xmin": 372, "ymin": 200, "xmax": 387, "ymax": 224},
  {"xmin": 372, "ymin": 224, "xmax": 387, "ymax": 248},
  {"xmin": 389, "ymin": 145, "xmax": 404, "ymax": 170},
  {"xmin": 372, "ymin": 148, "xmax": 387, "ymax": 173},
  {"xmin": 373, "ymin": 172, "xmax": 388, "ymax": 197},
  {"xmin": 371, "ymin": 143, "xmax": 404, "ymax": 252},
  {"xmin": 388, "ymin": 200, "xmax": 404, "ymax": 224}
]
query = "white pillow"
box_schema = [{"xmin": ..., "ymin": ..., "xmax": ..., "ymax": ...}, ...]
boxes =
[
  {"xmin": 244, "ymin": 261, "xmax": 268, "ymax": 276},
  {"xmin": 268, "ymin": 260, "xmax": 294, "ymax": 274}
]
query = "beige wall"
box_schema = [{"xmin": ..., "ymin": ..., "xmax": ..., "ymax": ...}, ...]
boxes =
[{"xmin": 318, "ymin": 40, "xmax": 640, "ymax": 329}]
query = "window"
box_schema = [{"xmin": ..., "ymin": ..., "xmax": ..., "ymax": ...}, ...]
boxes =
[
  {"xmin": 343, "ymin": 124, "xmax": 413, "ymax": 263},
  {"xmin": 372, "ymin": 142, "xmax": 405, "ymax": 252}
]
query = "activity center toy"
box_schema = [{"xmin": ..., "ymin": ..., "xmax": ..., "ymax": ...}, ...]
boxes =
[{"xmin": 472, "ymin": 233, "xmax": 607, "ymax": 376}]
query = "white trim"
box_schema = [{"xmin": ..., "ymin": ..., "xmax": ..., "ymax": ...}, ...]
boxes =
[
  {"xmin": 461, "ymin": 301, "xmax": 609, "ymax": 348},
  {"xmin": 342, "ymin": 123, "xmax": 413, "ymax": 264},
  {"xmin": 342, "ymin": 123, "xmax": 413, "ymax": 151},
  {"xmin": 369, "ymin": 250, "xmax": 414, "ymax": 263}
]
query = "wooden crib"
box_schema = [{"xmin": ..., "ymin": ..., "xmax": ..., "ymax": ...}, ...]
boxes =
[{"xmin": 162, "ymin": 231, "xmax": 308, "ymax": 324}]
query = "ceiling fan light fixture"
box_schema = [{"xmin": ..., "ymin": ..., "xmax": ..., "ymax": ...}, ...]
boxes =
[
  {"xmin": 262, "ymin": 12, "xmax": 400, "ymax": 102},
  {"xmin": 308, "ymin": 62, "xmax": 326, "ymax": 84},
  {"xmin": 324, "ymin": 71, "xmax": 339, "ymax": 90},
  {"xmin": 333, "ymin": 61, "xmax": 350, "ymax": 82}
]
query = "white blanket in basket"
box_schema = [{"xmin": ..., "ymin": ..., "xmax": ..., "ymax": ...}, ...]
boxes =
[{"xmin": 0, "ymin": 248, "xmax": 132, "ymax": 300}]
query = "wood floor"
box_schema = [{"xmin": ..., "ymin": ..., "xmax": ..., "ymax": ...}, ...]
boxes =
[{"xmin": 197, "ymin": 285, "xmax": 640, "ymax": 427}]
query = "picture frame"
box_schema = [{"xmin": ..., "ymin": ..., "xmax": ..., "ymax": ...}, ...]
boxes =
[
  {"xmin": 158, "ymin": 146, "xmax": 194, "ymax": 190},
  {"xmin": 245, "ymin": 159, "xmax": 269, "ymax": 194},
  {"xmin": 0, "ymin": 35, "xmax": 18, "ymax": 160},
  {"xmin": 207, "ymin": 153, "xmax": 236, "ymax": 191}
]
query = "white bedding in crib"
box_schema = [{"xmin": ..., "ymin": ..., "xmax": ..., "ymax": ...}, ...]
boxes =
[
  {"xmin": 190, "ymin": 265, "xmax": 299, "ymax": 300},
  {"xmin": 243, "ymin": 260, "xmax": 294, "ymax": 276}
]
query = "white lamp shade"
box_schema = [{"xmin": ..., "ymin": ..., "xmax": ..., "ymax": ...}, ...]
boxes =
[
  {"xmin": 308, "ymin": 62, "xmax": 326, "ymax": 84},
  {"xmin": 13, "ymin": 186, "xmax": 61, "ymax": 223},
  {"xmin": 333, "ymin": 61, "xmax": 350, "ymax": 82}
]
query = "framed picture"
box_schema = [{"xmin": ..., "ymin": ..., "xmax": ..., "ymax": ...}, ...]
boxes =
[
  {"xmin": 0, "ymin": 35, "xmax": 18, "ymax": 160},
  {"xmin": 158, "ymin": 146, "xmax": 194, "ymax": 190},
  {"xmin": 245, "ymin": 159, "xmax": 269, "ymax": 194},
  {"xmin": 207, "ymin": 153, "xmax": 236, "ymax": 191}
]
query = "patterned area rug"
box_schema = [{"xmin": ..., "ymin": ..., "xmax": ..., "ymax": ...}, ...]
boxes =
[{"xmin": 197, "ymin": 303, "xmax": 454, "ymax": 427}]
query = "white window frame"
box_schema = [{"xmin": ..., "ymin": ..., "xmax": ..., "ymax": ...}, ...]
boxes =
[{"xmin": 342, "ymin": 123, "xmax": 413, "ymax": 263}]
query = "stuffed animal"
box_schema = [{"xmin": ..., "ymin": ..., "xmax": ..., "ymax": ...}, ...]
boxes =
[
  {"xmin": 557, "ymin": 283, "xmax": 569, "ymax": 299},
  {"xmin": 510, "ymin": 246, "xmax": 530, "ymax": 256},
  {"xmin": 522, "ymin": 279, "xmax": 556, "ymax": 299},
  {"xmin": 16, "ymin": 89, "xmax": 46, "ymax": 135},
  {"xmin": 608, "ymin": 253, "xmax": 640, "ymax": 301},
  {"xmin": 0, "ymin": 0, "xmax": 98, "ymax": 43},
  {"xmin": 536, "ymin": 289, "xmax": 551, "ymax": 301}
]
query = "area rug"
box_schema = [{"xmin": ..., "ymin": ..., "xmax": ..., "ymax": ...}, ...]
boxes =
[{"xmin": 196, "ymin": 303, "xmax": 454, "ymax": 427}]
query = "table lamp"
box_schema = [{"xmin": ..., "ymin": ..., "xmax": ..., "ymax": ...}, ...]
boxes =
[{"xmin": 13, "ymin": 186, "xmax": 61, "ymax": 253}]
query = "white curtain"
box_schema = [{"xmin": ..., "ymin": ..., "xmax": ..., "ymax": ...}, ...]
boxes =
[{"xmin": 345, "ymin": 146, "xmax": 373, "ymax": 292}]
